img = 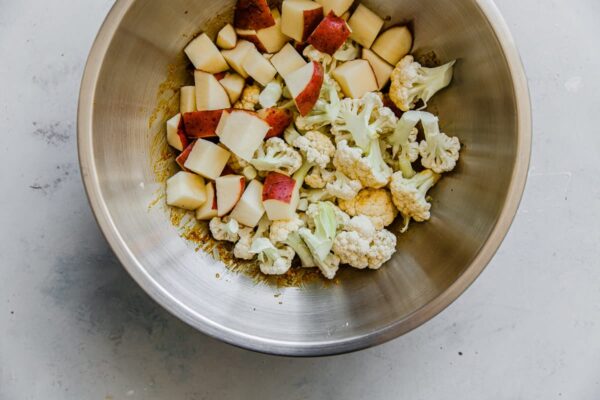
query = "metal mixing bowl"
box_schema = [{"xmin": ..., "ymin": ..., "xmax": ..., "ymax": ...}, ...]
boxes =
[{"xmin": 78, "ymin": 0, "xmax": 531, "ymax": 356}]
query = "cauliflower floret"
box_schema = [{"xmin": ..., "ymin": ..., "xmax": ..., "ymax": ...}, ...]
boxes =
[
  {"xmin": 325, "ymin": 170, "xmax": 362, "ymax": 201},
  {"xmin": 233, "ymin": 227, "xmax": 255, "ymax": 260},
  {"xmin": 389, "ymin": 55, "xmax": 456, "ymax": 112},
  {"xmin": 332, "ymin": 215, "xmax": 397, "ymax": 270},
  {"xmin": 233, "ymin": 84, "xmax": 261, "ymax": 110},
  {"xmin": 384, "ymin": 110, "xmax": 421, "ymax": 178},
  {"xmin": 295, "ymin": 75, "xmax": 342, "ymax": 131},
  {"xmin": 333, "ymin": 139, "xmax": 392, "ymax": 189},
  {"xmin": 228, "ymin": 153, "xmax": 258, "ymax": 180},
  {"xmin": 303, "ymin": 45, "xmax": 335, "ymax": 69},
  {"xmin": 250, "ymin": 238, "xmax": 295, "ymax": 275},
  {"xmin": 333, "ymin": 39, "xmax": 360, "ymax": 62},
  {"xmin": 269, "ymin": 216, "xmax": 305, "ymax": 243},
  {"xmin": 250, "ymin": 137, "xmax": 303, "ymax": 175},
  {"xmin": 345, "ymin": 215, "xmax": 377, "ymax": 239},
  {"xmin": 332, "ymin": 92, "xmax": 398, "ymax": 152},
  {"xmin": 300, "ymin": 188, "xmax": 335, "ymax": 207},
  {"xmin": 338, "ymin": 188, "xmax": 397, "ymax": 230},
  {"xmin": 367, "ymin": 229, "xmax": 397, "ymax": 269},
  {"xmin": 209, "ymin": 217, "xmax": 240, "ymax": 242},
  {"xmin": 333, "ymin": 231, "xmax": 370, "ymax": 269},
  {"xmin": 259, "ymin": 80, "xmax": 283, "ymax": 109},
  {"xmin": 418, "ymin": 111, "xmax": 461, "ymax": 174},
  {"xmin": 306, "ymin": 201, "xmax": 350, "ymax": 228},
  {"xmin": 285, "ymin": 230, "xmax": 317, "ymax": 268},
  {"xmin": 227, "ymin": 152, "xmax": 250, "ymax": 172},
  {"xmin": 299, "ymin": 202, "xmax": 341, "ymax": 279},
  {"xmin": 232, "ymin": 216, "xmax": 272, "ymax": 260},
  {"xmin": 293, "ymin": 130, "xmax": 336, "ymax": 169},
  {"xmin": 389, "ymin": 169, "xmax": 441, "ymax": 232},
  {"xmin": 305, "ymin": 166, "xmax": 335, "ymax": 189}
]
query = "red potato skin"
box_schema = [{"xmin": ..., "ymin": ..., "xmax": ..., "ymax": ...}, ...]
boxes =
[
  {"xmin": 262, "ymin": 172, "xmax": 296, "ymax": 203},
  {"xmin": 183, "ymin": 110, "xmax": 228, "ymax": 138},
  {"xmin": 176, "ymin": 141, "xmax": 196, "ymax": 170},
  {"xmin": 234, "ymin": 0, "xmax": 275, "ymax": 30},
  {"xmin": 307, "ymin": 11, "xmax": 351, "ymax": 55},
  {"xmin": 301, "ymin": 7, "xmax": 325, "ymax": 42},
  {"xmin": 175, "ymin": 116, "xmax": 190, "ymax": 149},
  {"xmin": 295, "ymin": 61, "xmax": 325, "ymax": 116},
  {"xmin": 214, "ymin": 72, "xmax": 227, "ymax": 81},
  {"xmin": 236, "ymin": 31, "xmax": 268, "ymax": 53},
  {"xmin": 258, "ymin": 108, "xmax": 293, "ymax": 139}
]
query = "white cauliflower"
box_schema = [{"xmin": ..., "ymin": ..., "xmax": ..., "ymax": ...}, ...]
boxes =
[
  {"xmin": 303, "ymin": 45, "xmax": 335, "ymax": 70},
  {"xmin": 269, "ymin": 216, "xmax": 305, "ymax": 244},
  {"xmin": 250, "ymin": 137, "xmax": 303, "ymax": 175},
  {"xmin": 299, "ymin": 202, "xmax": 341, "ymax": 279},
  {"xmin": 293, "ymin": 130, "xmax": 336, "ymax": 169},
  {"xmin": 332, "ymin": 215, "xmax": 397, "ymax": 270},
  {"xmin": 305, "ymin": 166, "xmax": 335, "ymax": 189},
  {"xmin": 233, "ymin": 227, "xmax": 255, "ymax": 260},
  {"xmin": 306, "ymin": 201, "xmax": 350, "ymax": 229},
  {"xmin": 338, "ymin": 188, "xmax": 397, "ymax": 230},
  {"xmin": 384, "ymin": 110, "xmax": 421, "ymax": 178},
  {"xmin": 227, "ymin": 152, "xmax": 250, "ymax": 172},
  {"xmin": 259, "ymin": 80, "xmax": 283, "ymax": 109},
  {"xmin": 209, "ymin": 217, "xmax": 240, "ymax": 242},
  {"xmin": 333, "ymin": 139, "xmax": 393, "ymax": 189},
  {"xmin": 389, "ymin": 169, "xmax": 441, "ymax": 232},
  {"xmin": 249, "ymin": 238, "xmax": 295, "ymax": 276},
  {"xmin": 332, "ymin": 92, "xmax": 398, "ymax": 152},
  {"xmin": 418, "ymin": 111, "xmax": 461, "ymax": 174},
  {"xmin": 325, "ymin": 170, "xmax": 362, "ymax": 200},
  {"xmin": 389, "ymin": 55, "xmax": 456, "ymax": 111},
  {"xmin": 233, "ymin": 84, "xmax": 261, "ymax": 110},
  {"xmin": 300, "ymin": 188, "xmax": 335, "ymax": 206},
  {"xmin": 367, "ymin": 229, "xmax": 398, "ymax": 269},
  {"xmin": 295, "ymin": 75, "xmax": 342, "ymax": 131},
  {"xmin": 333, "ymin": 40, "xmax": 360, "ymax": 62},
  {"xmin": 233, "ymin": 216, "xmax": 271, "ymax": 260},
  {"xmin": 283, "ymin": 123, "xmax": 301, "ymax": 146},
  {"xmin": 284, "ymin": 230, "xmax": 317, "ymax": 268}
]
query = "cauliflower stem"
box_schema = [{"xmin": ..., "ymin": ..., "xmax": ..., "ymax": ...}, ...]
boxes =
[
  {"xmin": 299, "ymin": 202, "xmax": 340, "ymax": 278},
  {"xmin": 387, "ymin": 110, "xmax": 421, "ymax": 178}
]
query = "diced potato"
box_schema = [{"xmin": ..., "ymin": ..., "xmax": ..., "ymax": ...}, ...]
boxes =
[
  {"xmin": 184, "ymin": 138, "xmax": 231, "ymax": 179},
  {"xmin": 362, "ymin": 48, "xmax": 393, "ymax": 90},
  {"xmin": 180, "ymin": 86, "xmax": 196, "ymax": 113},
  {"xmin": 194, "ymin": 70, "xmax": 231, "ymax": 111},
  {"xmin": 347, "ymin": 4, "xmax": 384, "ymax": 48},
  {"xmin": 166, "ymin": 171, "xmax": 207, "ymax": 210},
  {"xmin": 217, "ymin": 24, "xmax": 237, "ymax": 49},
  {"xmin": 270, "ymin": 43, "xmax": 307, "ymax": 78},
  {"xmin": 184, "ymin": 33, "xmax": 230, "ymax": 73},
  {"xmin": 219, "ymin": 73, "xmax": 246, "ymax": 103},
  {"xmin": 222, "ymin": 40, "xmax": 255, "ymax": 78},
  {"xmin": 372, "ymin": 26, "xmax": 413, "ymax": 65},
  {"xmin": 332, "ymin": 59, "xmax": 378, "ymax": 98},
  {"xmin": 242, "ymin": 46, "xmax": 278, "ymax": 86}
]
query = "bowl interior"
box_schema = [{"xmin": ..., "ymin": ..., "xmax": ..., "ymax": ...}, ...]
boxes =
[{"xmin": 81, "ymin": 0, "xmax": 526, "ymax": 355}]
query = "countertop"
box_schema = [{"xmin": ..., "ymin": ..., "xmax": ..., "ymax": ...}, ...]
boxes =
[{"xmin": 1, "ymin": 0, "xmax": 599, "ymax": 399}]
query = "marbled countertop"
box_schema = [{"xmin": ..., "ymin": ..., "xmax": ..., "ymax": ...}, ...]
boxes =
[{"xmin": 1, "ymin": 0, "xmax": 599, "ymax": 399}]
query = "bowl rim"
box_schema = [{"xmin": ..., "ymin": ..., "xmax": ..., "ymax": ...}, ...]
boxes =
[{"xmin": 78, "ymin": 0, "xmax": 532, "ymax": 357}]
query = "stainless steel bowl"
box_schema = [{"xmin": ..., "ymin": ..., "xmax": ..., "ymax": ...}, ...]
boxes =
[{"xmin": 78, "ymin": 0, "xmax": 531, "ymax": 356}]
